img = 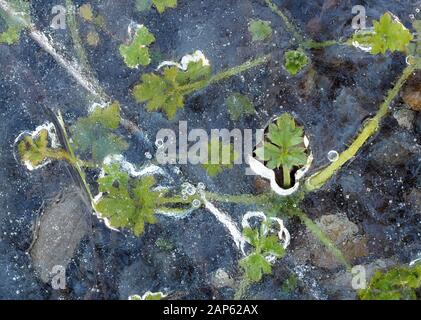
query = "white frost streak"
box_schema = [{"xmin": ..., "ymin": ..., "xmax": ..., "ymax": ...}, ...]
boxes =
[
  {"xmin": 103, "ymin": 154, "xmax": 165, "ymax": 177},
  {"xmin": 157, "ymin": 50, "xmax": 210, "ymax": 71},
  {"xmin": 200, "ymin": 194, "xmax": 245, "ymax": 250},
  {"xmin": 29, "ymin": 30, "xmax": 103, "ymax": 99}
]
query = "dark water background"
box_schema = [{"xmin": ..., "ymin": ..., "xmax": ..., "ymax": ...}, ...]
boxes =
[{"xmin": 0, "ymin": 0, "xmax": 420, "ymax": 299}]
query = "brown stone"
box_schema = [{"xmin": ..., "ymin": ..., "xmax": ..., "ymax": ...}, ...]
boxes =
[
  {"xmin": 296, "ymin": 214, "xmax": 368, "ymax": 270},
  {"xmin": 402, "ymin": 72, "xmax": 421, "ymax": 112}
]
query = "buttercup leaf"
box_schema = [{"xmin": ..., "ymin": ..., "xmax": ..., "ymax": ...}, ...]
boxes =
[
  {"xmin": 351, "ymin": 13, "xmax": 413, "ymax": 55},
  {"xmin": 133, "ymin": 53, "xmax": 211, "ymax": 119},
  {"xmin": 284, "ymin": 50, "xmax": 309, "ymax": 76},
  {"xmin": 18, "ymin": 129, "xmax": 50, "ymax": 167},
  {"xmin": 240, "ymin": 253, "xmax": 272, "ymax": 283},
  {"xmin": 70, "ymin": 102, "xmax": 128, "ymax": 164},
  {"xmin": 359, "ymin": 265, "xmax": 421, "ymax": 300},
  {"xmin": 255, "ymin": 113, "xmax": 307, "ymax": 171},
  {"xmin": 119, "ymin": 26, "xmax": 156, "ymax": 68},
  {"xmin": 96, "ymin": 165, "xmax": 160, "ymax": 236},
  {"xmin": 240, "ymin": 225, "xmax": 285, "ymax": 283},
  {"xmin": 152, "ymin": 0, "xmax": 177, "ymax": 14},
  {"xmin": 248, "ymin": 19, "xmax": 272, "ymax": 42},
  {"xmin": 226, "ymin": 93, "xmax": 255, "ymax": 121}
]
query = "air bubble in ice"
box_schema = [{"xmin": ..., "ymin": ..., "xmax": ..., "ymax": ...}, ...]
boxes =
[
  {"xmin": 192, "ymin": 199, "xmax": 201, "ymax": 208},
  {"xmin": 145, "ymin": 152, "xmax": 152, "ymax": 159},
  {"xmin": 186, "ymin": 185, "xmax": 196, "ymax": 196},
  {"xmin": 327, "ymin": 150, "xmax": 339, "ymax": 162}
]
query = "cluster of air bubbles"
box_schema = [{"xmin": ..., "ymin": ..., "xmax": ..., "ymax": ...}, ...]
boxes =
[
  {"xmin": 327, "ymin": 150, "xmax": 339, "ymax": 162},
  {"xmin": 182, "ymin": 182, "xmax": 197, "ymax": 196},
  {"xmin": 410, "ymin": 7, "xmax": 420, "ymax": 19},
  {"xmin": 144, "ymin": 152, "xmax": 152, "ymax": 159},
  {"xmin": 180, "ymin": 182, "xmax": 206, "ymax": 208}
]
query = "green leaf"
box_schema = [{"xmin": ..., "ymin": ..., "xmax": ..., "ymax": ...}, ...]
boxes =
[
  {"xmin": 175, "ymin": 60, "xmax": 212, "ymax": 86},
  {"xmin": 152, "ymin": 0, "xmax": 177, "ymax": 14},
  {"xmin": 240, "ymin": 224, "xmax": 286, "ymax": 283},
  {"xmin": 129, "ymin": 292, "xmax": 164, "ymax": 300},
  {"xmin": 70, "ymin": 102, "xmax": 128, "ymax": 164},
  {"xmin": 243, "ymin": 227, "xmax": 260, "ymax": 247},
  {"xmin": 96, "ymin": 164, "xmax": 161, "ymax": 236},
  {"xmin": 98, "ymin": 163, "xmax": 130, "ymax": 192},
  {"xmin": 284, "ymin": 50, "xmax": 309, "ymax": 76},
  {"xmin": 0, "ymin": 0, "xmax": 30, "ymax": 45},
  {"xmin": 133, "ymin": 54, "xmax": 211, "ymax": 119},
  {"xmin": 359, "ymin": 265, "xmax": 421, "ymax": 300},
  {"xmin": 248, "ymin": 19, "xmax": 272, "ymax": 42},
  {"xmin": 225, "ymin": 93, "xmax": 255, "ymax": 121},
  {"xmin": 240, "ymin": 253, "xmax": 272, "ymax": 283},
  {"xmin": 255, "ymin": 113, "xmax": 307, "ymax": 171},
  {"xmin": 143, "ymin": 292, "xmax": 164, "ymax": 300},
  {"xmin": 119, "ymin": 26, "xmax": 156, "ymax": 68},
  {"xmin": 18, "ymin": 129, "xmax": 49, "ymax": 167},
  {"xmin": 0, "ymin": 25, "xmax": 21, "ymax": 45},
  {"xmin": 202, "ymin": 139, "xmax": 239, "ymax": 176},
  {"xmin": 78, "ymin": 4, "xmax": 94, "ymax": 22},
  {"xmin": 243, "ymin": 225, "xmax": 285, "ymax": 258},
  {"xmin": 261, "ymin": 234, "xmax": 285, "ymax": 257},
  {"xmin": 281, "ymin": 275, "xmax": 298, "ymax": 293},
  {"xmin": 350, "ymin": 13, "xmax": 413, "ymax": 55}
]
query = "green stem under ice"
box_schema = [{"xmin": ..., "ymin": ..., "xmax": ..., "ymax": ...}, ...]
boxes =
[
  {"xmin": 282, "ymin": 165, "xmax": 291, "ymax": 188},
  {"xmin": 158, "ymin": 196, "xmax": 196, "ymax": 205},
  {"xmin": 56, "ymin": 112, "xmax": 96, "ymax": 204},
  {"xmin": 306, "ymin": 64, "xmax": 416, "ymax": 191},
  {"xmin": 204, "ymin": 192, "xmax": 268, "ymax": 206},
  {"xmin": 302, "ymin": 39, "xmax": 343, "ymax": 49},
  {"xmin": 234, "ymin": 278, "xmax": 251, "ymax": 300},
  {"xmin": 65, "ymin": 0, "xmax": 107, "ymax": 100},
  {"xmin": 179, "ymin": 54, "xmax": 270, "ymax": 95},
  {"xmin": 264, "ymin": 0, "xmax": 304, "ymax": 44}
]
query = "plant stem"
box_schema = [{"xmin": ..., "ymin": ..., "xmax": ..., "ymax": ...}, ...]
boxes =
[
  {"xmin": 282, "ymin": 165, "xmax": 291, "ymax": 188},
  {"xmin": 56, "ymin": 111, "xmax": 96, "ymax": 205},
  {"xmin": 45, "ymin": 148, "xmax": 76, "ymax": 165},
  {"xmin": 306, "ymin": 64, "xmax": 416, "ymax": 190},
  {"xmin": 180, "ymin": 54, "xmax": 271, "ymax": 95},
  {"xmin": 204, "ymin": 192, "xmax": 268, "ymax": 205},
  {"xmin": 234, "ymin": 278, "xmax": 250, "ymax": 300},
  {"xmin": 158, "ymin": 196, "xmax": 195, "ymax": 205},
  {"xmin": 65, "ymin": 0, "xmax": 107, "ymax": 100},
  {"xmin": 302, "ymin": 39, "xmax": 343, "ymax": 49},
  {"xmin": 264, "ymin": 0, "xmax": 304, "ymax": 44}
]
